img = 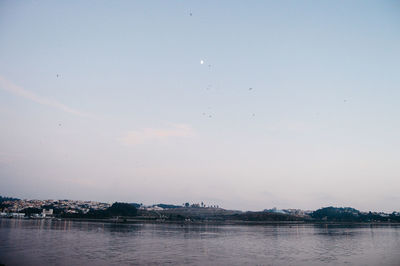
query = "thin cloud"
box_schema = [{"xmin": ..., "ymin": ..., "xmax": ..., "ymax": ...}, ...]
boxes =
[
  {"xmin": 0, "ymin": 75, "xmax": 93, "ymax": 118},
  {"xmin": 120, "ymin": 124, "xmax": 195, "ymax": 146}
]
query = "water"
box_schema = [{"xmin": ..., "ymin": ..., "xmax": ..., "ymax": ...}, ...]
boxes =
[{"xmin": 0, "ymin": 219, "xmax": 399, "ymax": 266}]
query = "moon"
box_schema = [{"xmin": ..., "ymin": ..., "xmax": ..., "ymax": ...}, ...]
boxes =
[{"xmin": 200, "ymin": 60, "xmax": 204, "ymax": 64}]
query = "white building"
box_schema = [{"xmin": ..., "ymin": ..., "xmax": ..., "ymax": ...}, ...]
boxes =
[{"xmin": 42, "ymin": 209, "xmax": 53, "ymax": 218}]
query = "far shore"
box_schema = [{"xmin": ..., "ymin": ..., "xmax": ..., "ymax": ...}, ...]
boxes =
[{"xmin": 3, "ymin": 217, "xmax": 399, "ymax": 226}]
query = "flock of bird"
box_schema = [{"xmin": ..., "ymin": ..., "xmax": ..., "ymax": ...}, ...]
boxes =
[
  {"xmin": 189, "ymin": 11, "xmax": 349, "ymax": 122},
  {"xmin": 192, "ymin": 11, "xmax": 256, "ymax": 120},
  {"xmin": 54, "ymin": 11, "xmax": 348, "ymax": 127}
]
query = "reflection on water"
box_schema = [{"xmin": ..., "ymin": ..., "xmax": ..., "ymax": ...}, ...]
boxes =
[{"xmin": 0, "ymin": 219, "xmax": 399, "ymax": 266}]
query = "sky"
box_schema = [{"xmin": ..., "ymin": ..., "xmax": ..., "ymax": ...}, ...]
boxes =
[{"xmin": 0, "ymin": 0, "xmax": 399, "ymax": 212}]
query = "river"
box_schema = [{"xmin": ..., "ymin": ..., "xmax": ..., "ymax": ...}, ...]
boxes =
[{"xmin": 0, "ymin": 219, "xmax": 399, "ymax": 265}]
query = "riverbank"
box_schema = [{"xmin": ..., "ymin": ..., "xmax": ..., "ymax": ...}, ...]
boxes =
[{"xmin": 4, "ymin": 217, "xmax": 398, "ymax": 226}]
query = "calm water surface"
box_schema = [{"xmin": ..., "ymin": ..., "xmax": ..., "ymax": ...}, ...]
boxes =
[{"xmin": 0, "ymin": 219, "xmax": 399, "ymax": 266}]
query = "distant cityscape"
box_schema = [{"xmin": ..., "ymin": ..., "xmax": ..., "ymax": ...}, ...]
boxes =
[
  {"xmin": 1, "ymin": 195, "xmax": 399, "ymax": 223},
  {"xmin": 0, "ymin": 196, "xmax": 111, "ymax": 218},
  {"xmin": 0, "ymin": 196, "xmax": 226, "ymax": 219}
]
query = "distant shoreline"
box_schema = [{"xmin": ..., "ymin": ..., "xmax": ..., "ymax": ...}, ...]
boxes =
[
  {"xmin": 2, "ymin": 199, "xmax": 399, "ymax": 224},
  {"xmin": 63, "ymin": 218, "xmax": 400, "ymax": 226},
  {"xmin": 3, "ymin": 217, "xmax": 399, "ymax": 226}
]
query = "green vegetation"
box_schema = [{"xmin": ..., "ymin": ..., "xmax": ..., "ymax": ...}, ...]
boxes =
[
  {"xmin": 105, "ymin": 202, "xmax": 138, "ymax": 216},
  {"xmin": 311, "ymin": 207, "xmax": 400, "ymax": 222},
  {"xmin": 130, "ymin": 203, "xmax": 142, "ymax": 208},
  {"xmin": 62, "ymin": 202, "xmax": 138, "ymax": 218},
  {"xmin": 311, "ymin": 207, "xmax": 360, "ymax": 222},
  {"xmin": 21, "ymin": 207, "xmax": 42, "ymax": 215},
  {"xmin": 0, "ymin": 196, "xmax": 19, "ymax": 203}
]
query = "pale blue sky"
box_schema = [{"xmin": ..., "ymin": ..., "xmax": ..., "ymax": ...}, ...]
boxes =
[{"xmin": 1, "ymin": 1, "xmax": 399, "ymax": 211}]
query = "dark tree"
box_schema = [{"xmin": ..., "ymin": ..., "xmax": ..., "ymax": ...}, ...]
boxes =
[
  {"xmin": 107, "ymin": 202, "xmax": 138, "ymax": 216},
  {"xmin": 22, "ymin": 208, "xmax": 42, "ymax": 215},
  {"xmin": 311, "ymin": 207, "xmax": 361, "ymax": 222},
  {"xmin": 0, "ymin": 196, "xmax": 19, "ymax": 203}
]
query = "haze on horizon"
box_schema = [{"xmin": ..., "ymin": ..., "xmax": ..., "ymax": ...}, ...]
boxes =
[{"xmin": 0, "ymin": 1, "xmax": 399, "ymax": 212}]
